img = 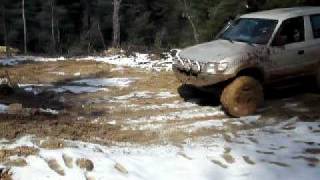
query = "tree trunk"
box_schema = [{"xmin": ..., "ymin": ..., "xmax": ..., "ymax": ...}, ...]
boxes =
[
  {"xmin": 187, "ymin": 15, "xmax": 199, "ymax": 43},
  {"xmin": 51, "ymin": 0, "xmax": 56, "ymax": 52},
  {"xmin": 1, "ymin": 5, "xmax": 9, "ymax": 57},
  {"xmin": 57, "ymin": 21, "xmax": 61, "ymax": 53},
  {"xmin": 98, "ymin": 23, "xmax": 106, "ymax": 50},
  {"xmin": 112, "ymin": 0, "xmax": 121, "ymax": 48},
  {"xmin": 22, "ymin": 0, "xmax": 27, "ymax": 54},
  {"xmin": 182, "ymin": 0, "xmax": 199, "ymax": 43}
]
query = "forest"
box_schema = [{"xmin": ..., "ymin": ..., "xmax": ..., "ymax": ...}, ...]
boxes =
[{"xmin": 0, "ymin": 0, "xmax": 320, "ymax": 55}]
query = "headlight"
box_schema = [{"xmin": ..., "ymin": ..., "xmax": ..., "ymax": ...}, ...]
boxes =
[
  {"xmin": 217, "ymin": 62, "xmax": 229, "ymax": 72},
  {"xmin": 206, "ymin": 63, "xmax": 216, "ymax": 74},
  {"xmin": 206, "ymin": 62, "xmax": 229, "ymax": 74}
]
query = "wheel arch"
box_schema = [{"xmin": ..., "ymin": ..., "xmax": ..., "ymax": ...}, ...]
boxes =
[{"xmin": 236, "ymin": 67, "xmax": 265, "ymax": 83}]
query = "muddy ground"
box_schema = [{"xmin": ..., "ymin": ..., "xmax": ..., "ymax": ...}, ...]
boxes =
[{"xmin": 0, "ymin": 60, "xmax": 319, "ymax": 146}]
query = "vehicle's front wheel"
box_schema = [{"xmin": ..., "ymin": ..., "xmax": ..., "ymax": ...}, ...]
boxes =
[{"xmin": 220, "ymin": 76, "xmax": 264, "ymax": 117}]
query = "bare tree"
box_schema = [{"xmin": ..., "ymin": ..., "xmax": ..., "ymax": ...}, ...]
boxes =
[
  {"xmin": 112, "ymin": 0, "xmax": 122, "ymax": 48},
  {"xmin": 51, "ymin": 0, "xmax": 56, "ymax": 52},
  {"xmin": 22, "ymin": 0, "xmax": 27, "ymax": 53},
  {"xmin": 1, "ymin": 5, "xmax": 10, "ymax": 57},
  {"xmin": 98, "ymin": 23, "xmax": 106, "ymax": 50},
  {"xmin": 180, "ymin": 0, "xmax": 199, "ymax": 43}
]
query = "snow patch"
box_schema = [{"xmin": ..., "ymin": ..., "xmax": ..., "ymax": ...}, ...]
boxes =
[
  {"xmin": 39, "ymin": 108, "xmax": 59, "ymax": 115},
  {"xmin": 113, "ymin": 91, "xmax": 177, "ymax": 101},
  {"xmin": 126, "ymin": 107, "xmax": 225, "ymax": 125},
  {"xmin": 3, "ymin": 120, "xmax": 320, "ymax": 180},
  {"xmin": 50, "ymin": 72, "xmax": 66, "ymax": 76},
  {"xmin": 0, "ymin": 104, "xmax": 8, "ymax": 113},
  {"xmin": 73, "ymin": 72, "xmax": 81, "ymax": 76},
  {"xmin": 0, "ymin": 52, "xmax": 174, "ymax": 72}
]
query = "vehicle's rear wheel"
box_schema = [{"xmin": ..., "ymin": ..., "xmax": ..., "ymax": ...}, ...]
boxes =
[{"xmin": 220, "ymin": 76, "xmax": 264, "ymax": 117}]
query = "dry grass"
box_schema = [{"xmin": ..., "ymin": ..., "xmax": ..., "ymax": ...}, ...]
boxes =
[{"xmin": 0, "ymin": 59, "xmax": 319, "ymax": 146}]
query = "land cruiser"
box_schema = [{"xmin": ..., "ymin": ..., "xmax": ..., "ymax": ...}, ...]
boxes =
[{"xmin": 173, "ymin": 7, "xmax": 320, "ymax": 117}]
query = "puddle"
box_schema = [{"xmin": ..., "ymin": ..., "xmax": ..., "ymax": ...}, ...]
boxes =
[
  {"xmin": 72, "ymin": 78, "xmax": 137, "ymax": 87},
  {"xmin": 50, "ymin": 86, "xmax": 108, "ymax": 94},
  {"xmin": 18, "ymin": 77, "xmax": 137, "ymax": 95}
]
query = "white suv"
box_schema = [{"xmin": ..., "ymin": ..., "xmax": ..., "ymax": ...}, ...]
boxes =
[{"xmin": 173, "ymin": 7, "xmax": 320, "ymax": 117}]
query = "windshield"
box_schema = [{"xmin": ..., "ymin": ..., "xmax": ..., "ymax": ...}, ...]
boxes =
[{"xmin": 219, "ymin": 18, "xmax": 278, "ymax": 45}]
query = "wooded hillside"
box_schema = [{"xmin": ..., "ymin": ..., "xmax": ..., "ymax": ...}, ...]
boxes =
[{"xmin": 0, "ymin": 0, "xmax": 319, "ymax": 54}]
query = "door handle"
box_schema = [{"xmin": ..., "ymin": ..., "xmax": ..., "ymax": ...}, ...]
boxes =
[{"xmin": 298, "ymin": 50, "xmax": 304, "ymax": 55}]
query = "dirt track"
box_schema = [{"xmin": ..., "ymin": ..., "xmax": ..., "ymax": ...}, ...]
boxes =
[{"xmin": 0, "ymin": 60, "xmax": 320, "ymax": 146}]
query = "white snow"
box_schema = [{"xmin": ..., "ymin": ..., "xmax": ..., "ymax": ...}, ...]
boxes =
[
  {"xmin": 50, "ymin": 72, "xmax": 66, "ymax": 76},
  {"xmin": 113, "ymin": 91, "xmax": 177, "ymax": 101},
  {"xmin": 39, "ymin": 108, "xmax": 59, "ymax": 115},
  {"xmin": 112, "ymin": 101, "xmax": 197, "ymax": 111},
  {"xmin": 126, "ymin": 107, "xmax": 225, "ymax": 125},
  {"xmin": 79, "ymin": 52, "xmax": 174, "ymax": 72},
  {"xmin": 0, "ymin": 56, "xmax": 66, "ymax": 66},
  {"xmin": 0, "ymin": 52, "xmax": 174, "ymax": 72},
  {"xmin": 2, "ymin": 118, "xmax": 320, "ymax": 180},
  {"xmin": 18, "ymin": 84, "xmax": 53, "ymax": 95},
  {"xmin": 0, "ymin": 78, "xmax": 9, "ymax": 85},
  {"xmin": 0, "ymin": 104, "xmax": 8, "ymax": 113},
  {"xmin": 74, "ymin": 72, "xmax": 81, "ymax": 76}
]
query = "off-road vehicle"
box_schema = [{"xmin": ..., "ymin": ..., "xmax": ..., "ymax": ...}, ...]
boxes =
[{"xmin": 173, "ymin": 7, "xmax": 320, "ymax": 117}]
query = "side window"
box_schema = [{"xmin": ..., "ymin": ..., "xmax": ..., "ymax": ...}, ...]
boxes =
[
  {"xmin": 272, "ymin": 17, "xmax": 305, "ymax": 46},
  {"xmin": 311, "ymin": 14, "xmax": 320, "ymax": 38}
]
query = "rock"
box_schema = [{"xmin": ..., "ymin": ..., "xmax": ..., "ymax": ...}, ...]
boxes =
[
  {"xmin": 76, "ymin": 158, "xmax": 94, "ymax": 171},
  {"xmin": 47, "ymin": 159, "xmax": 65, "ymax": 176},
  {"xmin": 21, "ymin": 108, "xmax": 33, "ymax": 116},
  {"xmin": 305, "ymin": 148, "xmax": 320, "ymax": 154},
  {"xmin": 243, "ymin": 156, "xmax": 256, "ymax": 165},
  {"xmin": 211, "ymin": 159, "xmax": 228, "ymax": 169},
  {"xmin": 114, "ymin": 162, "xmax": 128, "ymax": 174},
  {"xmin": 177, "ymin": 152, "xmax": 192, "ymax": 160},
  {"xmin": 5, "ymin": 158, "xmax": 27, "ymax": 167},
  {"xmin": 222, "ymin": 153, "xmax": 235, "ymax": 164},
  {"xmin": 62, "ymin": 154, "xmax": 73, "ymax": 168},
  {"xmin": 85, "ymin": 172, "xmax": 96, "ymax": 180},
  {"xmin": 0, "ymin": 168, "xmax": 12, "ymax": 180},
  {"xmin": 40, "ymin": 139, "xmax": 65, "ymax": 149},
  {"xmin": 8, "ymin": 146, "xmax": 39, "ymax": 157},
  {"xmin": 7, "ymin": 103, "xmax": 23, "ymax": 115},
  {"xmin": 0, "ymin": 150, "xmax": 6, "ymax": 160}
]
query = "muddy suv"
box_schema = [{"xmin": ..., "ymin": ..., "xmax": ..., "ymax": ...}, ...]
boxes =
[{"xmin": 173, "ymin": 7, "xmax": 320, "ymax": 117}]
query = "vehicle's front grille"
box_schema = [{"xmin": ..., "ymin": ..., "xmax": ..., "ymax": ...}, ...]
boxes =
[{"xmin": 179, "ymin": 58, "xmax": 203, "ymax": 74}]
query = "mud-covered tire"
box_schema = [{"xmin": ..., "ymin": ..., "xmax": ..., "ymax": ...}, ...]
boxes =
[{"xmin": 220, "ymin": 76, "xmax": 264, "ymax": 117}]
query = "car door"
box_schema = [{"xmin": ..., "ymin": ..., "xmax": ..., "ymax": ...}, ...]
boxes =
[
  {"xmin": 269, "ymin": 16, "xmax": 310, "ymax": 79},
  {"xmin": 307, "ymin": 14, "xmax": 320, "ymax": 72}
]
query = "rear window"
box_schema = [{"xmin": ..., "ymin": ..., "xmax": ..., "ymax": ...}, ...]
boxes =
[{"xmin": 311, "ymin": 14, "xmax": 320, "ymax": 38}]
